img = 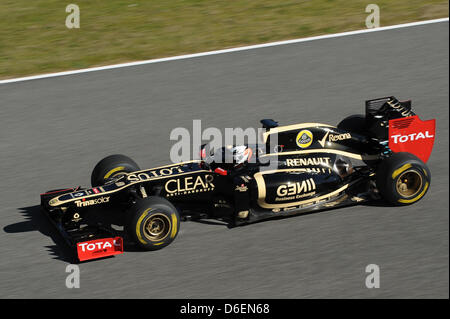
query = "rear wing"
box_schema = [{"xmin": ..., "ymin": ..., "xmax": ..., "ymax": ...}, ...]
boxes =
[
  {"xmin": 365, "ymin": 96, "xmax": 435, "ymax": 162},
  {"xmin": 365, "ymin": 96, "xmax": 415, "ymax": 139}
]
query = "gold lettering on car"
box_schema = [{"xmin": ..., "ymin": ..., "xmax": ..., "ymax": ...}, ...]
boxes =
[
  {"xmin": 387, "ymin": 100, "xmax": 414, "ymax": 117},
  {"xmin": 319, "ymin": 131, "xmax": 351, "ymax": 147},
  {"xmin": 275, "ymin": 178, "xmax": 316, "ymax": 201},
  {"xmin": 126, "ymin": 166, "xmax": 185, "ymax": 183},
  {"xmin": 165, "ymin": 175, "xmax": 215, "ymax": 196},
  {"xmin": 286, "ymin": 157, "xmax": 331, "ymax": 167},
  {"xmin": 235, "ymin": 185, "xmax": 248, "ymax": 192},
  {"xmin": 328, "ymin": 133, "xmax": 351, "ymax": 142}
]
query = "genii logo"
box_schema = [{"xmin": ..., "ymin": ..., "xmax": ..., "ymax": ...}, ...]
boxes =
[
  {"xmin": 296, "ymin": 130, "xmax": 313, "ymax": 148},
  {"xmin": 389, "ymin": 115, "xmax": 435, "ymax": 163}
]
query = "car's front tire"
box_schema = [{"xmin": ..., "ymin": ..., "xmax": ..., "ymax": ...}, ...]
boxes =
[
  {"xmin": 91, "ymin": 154, "xmax": 140, "ymax": 187},
  {"xmin": 376, "ymin": 152, "xmax": 431, "ymax": 205},
  {"xmin": 127, "ymin": 197, "xmax": 181, "ymax": 251}
]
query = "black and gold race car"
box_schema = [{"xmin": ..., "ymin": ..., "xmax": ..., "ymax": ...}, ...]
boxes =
[{"xmin": 40, "ymin": 96, "xmax": 435, "ymax": 261}]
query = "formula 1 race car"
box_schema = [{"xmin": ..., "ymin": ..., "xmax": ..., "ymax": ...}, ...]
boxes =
[{"xmin": 40, "ymin": 96, "xmax": 435, "ymax": 262}]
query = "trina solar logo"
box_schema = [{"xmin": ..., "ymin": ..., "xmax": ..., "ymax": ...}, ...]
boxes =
[{"xmin": 75, "ymin": 196, "xmax": 110, "ymax": 207}]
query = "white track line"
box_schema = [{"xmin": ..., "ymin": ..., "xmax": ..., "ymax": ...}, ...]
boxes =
[{"xmin": 1, "ymin": 17, "xmax": 448, "ymax": 85}]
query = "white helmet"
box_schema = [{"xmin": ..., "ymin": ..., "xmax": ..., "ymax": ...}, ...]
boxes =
[{"xmin": 231, "ymin": 145, "xmax": 253, "ymax": 167}]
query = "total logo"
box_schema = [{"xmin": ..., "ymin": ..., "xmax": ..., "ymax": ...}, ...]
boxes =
[
  {"xmin": 388, "ymin": 115, "xmax": 435, "ymax": 163},
  {"xmin": 390, "ymin": 131, "xmax": 434, "ymax": 144},
  {"xmin": 77, "ymin": 239, "xmax": 121, "ymax": 252},
  {"xmin": 75, "ymin": 196, "xmax": 110, "ymax": 207}
]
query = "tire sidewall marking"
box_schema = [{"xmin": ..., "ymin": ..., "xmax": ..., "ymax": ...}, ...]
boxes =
[
  {"xmin": 104, "ymin": 166, "xmax": 126, "ymax": 179},
  {"xmin": 136, "ymin": 208, "xmax": 150, "ymax": 244},
  {"xmin": 170, "ymin": 213, "xmax": 178, "ymax": 239},
  {"xmin": 398, "ymin": 181, "xmax": 429, "ymax": 204}
]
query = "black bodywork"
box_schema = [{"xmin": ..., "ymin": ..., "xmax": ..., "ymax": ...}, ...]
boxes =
[{"xmin": 40, "ymin": 96, "xmax": 418, "ymax": 257}]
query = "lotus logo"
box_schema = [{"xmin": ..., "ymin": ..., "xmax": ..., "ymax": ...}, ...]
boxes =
[{"xmin": 296, "ymin": 130, "xmax": 313, "ymax": 148}]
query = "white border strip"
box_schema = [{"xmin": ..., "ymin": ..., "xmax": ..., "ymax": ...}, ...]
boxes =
[{"xmin": 1, "ymin": 18, "xmax": 447, "ymax": 85}]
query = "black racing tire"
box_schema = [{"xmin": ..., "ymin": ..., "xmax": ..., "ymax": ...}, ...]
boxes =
[
  {"xmin": 337, "ymin": 114, "xmax": 366, "ymax": 134},
  {"xmin": 127, "ymin": 197, "xmax": 181, "ymax": 251},
  {"xmin": 91, "ymin": 154, "xmax": 140, "ymax": 187},
  {"xmin": 376, "ymin": 152, "xmax": 431, "ymax": 206}
]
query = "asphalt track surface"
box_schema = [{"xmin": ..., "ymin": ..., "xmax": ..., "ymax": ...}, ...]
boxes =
[{"xmin": 0, "ymin": 21, "xmax": 448, "ymax": 298}]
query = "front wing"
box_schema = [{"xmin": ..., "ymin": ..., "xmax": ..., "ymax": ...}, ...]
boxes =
[{"xmin": 40, "ymin": 188, "xmax": 123, "ymax": 262}]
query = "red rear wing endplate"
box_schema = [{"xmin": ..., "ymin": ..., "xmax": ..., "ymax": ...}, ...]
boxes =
[{"xmin": 389, "ymin": 115, "xmax": 436, "ymax": 162}]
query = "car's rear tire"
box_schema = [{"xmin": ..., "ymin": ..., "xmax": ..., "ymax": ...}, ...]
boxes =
[
  {"xmin": 337, "ymin": 114, "xmax": 366, "ymax": 134},
  {"xmin": 376, "ymin": 152, "xmax": 431, "ymax": 206},
  {"xmin": 91, "ymin": 154, "xmax": 140, "ymax": 187},
  {"xmin": 127, "ymin": 197, "xmax": 181, "ymax": 251}
]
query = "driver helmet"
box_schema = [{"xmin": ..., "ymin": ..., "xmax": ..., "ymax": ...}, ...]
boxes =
[{"xmin": 231, "ymin": 145, "xmax": 253, "ymax": 168}]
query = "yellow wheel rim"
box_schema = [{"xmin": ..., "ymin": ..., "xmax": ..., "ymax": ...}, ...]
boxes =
[
  {"xmin": 143, "ymin": 213, "xmax": 171, "ymax": 242},
  {"xmin": 396, "ymin": 170, "xmax": 422, "ymax": 198}
]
